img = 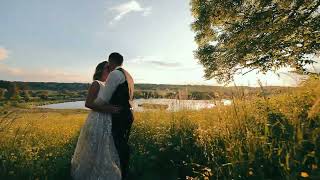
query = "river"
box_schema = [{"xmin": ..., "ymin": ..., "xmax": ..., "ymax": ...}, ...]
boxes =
[{"xmin": 39, "ymin": 99, "xmax": 232, "ymax": 112}]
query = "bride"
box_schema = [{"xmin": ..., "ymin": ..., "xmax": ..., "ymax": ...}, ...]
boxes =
[{"xmin": 71, "ymin": 61, "xmax": 122, "ymax": 180}]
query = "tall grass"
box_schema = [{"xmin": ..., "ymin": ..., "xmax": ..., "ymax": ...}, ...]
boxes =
[
  {"xmin": 0, "ymin": 109, "xmax": 87, "ymax": 180},
  {"xmin": 0, "ymin": 78, "xmax": 319, "ymax": 179},
  {"xmin": 129, "ymin": 78, "xmax": 320, "ymax": 179}
]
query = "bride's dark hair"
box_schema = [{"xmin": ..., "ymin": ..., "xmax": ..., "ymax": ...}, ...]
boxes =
[{"xmin": 93, "ymin": 61, "xmax": 108, "ymax": 80}]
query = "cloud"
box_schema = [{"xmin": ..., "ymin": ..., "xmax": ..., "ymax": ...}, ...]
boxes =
[
  {"xmin": 0, "ymin": 64, "xmax": 89, "ymax": 82},
  {"xmin": 109, "ymin": 1, "xmax": 152, "ymax": 24},
  {"xmin": 0, "ymin": 47, "xmax": 9, "ymax": 61},
  {"xmin": 148, "ymin": 61, "xmax": 181, "ymax": 67},
  {"xmin": 128, "ymin": 56, "xmax": 182, "ymax": 68}
]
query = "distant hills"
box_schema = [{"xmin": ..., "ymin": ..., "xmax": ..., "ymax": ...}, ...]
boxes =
[
  {"xmin": 0, "ymin": 80, "xmax": 294, "ymax": 91},
  {"xmin": 0, "ymin": 80, "xmax": 295, "ymax": 100},
  {"xmin": 0, "ymin": 80, "xmax": 90, "ymax": 91}
]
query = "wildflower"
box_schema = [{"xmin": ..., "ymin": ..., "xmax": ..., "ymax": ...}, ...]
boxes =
[
  {"xmin": 249, "ymin": 171, "xmax": 254, "ymax": 176},
  {"xmin": 312, "ymin": 164, "xmax": 317, "ymax": 170},
  {"xmin": 300, "ymin": 172, "xmax": 309, "ymax": 178}
]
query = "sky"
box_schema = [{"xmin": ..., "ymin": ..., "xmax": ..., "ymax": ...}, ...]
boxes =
[{"xmin": 0, "ymin": 0, "xmax": 315, "ymax": 86}]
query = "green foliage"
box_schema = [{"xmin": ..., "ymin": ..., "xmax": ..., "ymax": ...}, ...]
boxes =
[
  {"xmin": 0, "ymin": 80, "xmax": 295, "ymax": 101},
  {"xmin": 0, "ymin": 80, "xmax": 90, "ymax": 92},
  {"xmin": 20, "ymin": 90, "xmax": 30, "ymax": 102},
  {"xmin": 134, "ymin": 90, "xmax": 162, "ymax": 99},
  {"xmin": 0, "ymin": 89, "xmax": 5, "ymax": 100},
  {"xmin": 6, "ymin": 83, "xmax": 20, "ymax": 100},
  {"xmin": 189, "ymin": 91, "xmax": 212, "ymax": 100},
  {"xmin": 191, "ymin": 0, "xmax": 320, "ymax": 82},
  {"xmin": 37, "ymin": 91, "xmax": 49, "ymax": 100}
]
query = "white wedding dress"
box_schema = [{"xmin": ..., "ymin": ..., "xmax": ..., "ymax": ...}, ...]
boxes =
[{"xmin": 71, "ymin": 80, "xmax": 121, "ymax": 180}]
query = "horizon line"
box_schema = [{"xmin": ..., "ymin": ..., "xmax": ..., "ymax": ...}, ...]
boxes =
[{"xmin": 0, "ymin": 79, "xmax": 297, "ymax": 88}]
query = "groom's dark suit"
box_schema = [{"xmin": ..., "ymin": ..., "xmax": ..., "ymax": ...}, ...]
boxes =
[{"xmin": 109, "ymin": 68, "xmax": 134, "ymax": 179}]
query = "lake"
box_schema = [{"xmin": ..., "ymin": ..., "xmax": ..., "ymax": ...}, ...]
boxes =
[{"xmin": 39, "ymin": 99, "xmax": 232, "ymax": 111}]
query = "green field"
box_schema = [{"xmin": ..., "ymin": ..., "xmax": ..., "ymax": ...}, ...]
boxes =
[{"xmin": 0, "ymin": 78, "xmax": 319, "ymax": 179}]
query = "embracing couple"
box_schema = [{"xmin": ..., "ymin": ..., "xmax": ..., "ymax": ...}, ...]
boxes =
[{"xmin": 71, "ymin": 52, "xmax": 134, "ymax": 180}]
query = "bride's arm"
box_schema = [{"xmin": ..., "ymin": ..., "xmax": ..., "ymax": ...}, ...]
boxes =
[{"xmin": 85, "ymin": 81, "xmax": 121, "ymax": 113}]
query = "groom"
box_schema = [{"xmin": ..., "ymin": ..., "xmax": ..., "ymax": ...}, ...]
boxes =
[{"xmin": 94, "ymin": 52, "xmax": 134, "ymax": 179}]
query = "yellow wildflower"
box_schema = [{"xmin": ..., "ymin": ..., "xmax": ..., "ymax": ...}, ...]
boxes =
[{"xmin": 300, "ymin": 172, "xmax": 309, "ymax": 178}]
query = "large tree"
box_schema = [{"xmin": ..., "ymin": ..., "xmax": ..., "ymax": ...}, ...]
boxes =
[
  {"xmin": 0, "ymin": 89, "xmax": 5, "ymax": 100},
  {"xmin": 7, "ymin": 83, "xmax": 19, "ymax": 100},
  {"xmin": 191, "ymin": 0, "xmax": 320, "ymax": 83}
]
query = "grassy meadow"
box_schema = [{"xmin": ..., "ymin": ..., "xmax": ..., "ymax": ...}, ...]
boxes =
[{"xmin": 0, "ymin": 78, "xmax": 319, "ymax": 179}]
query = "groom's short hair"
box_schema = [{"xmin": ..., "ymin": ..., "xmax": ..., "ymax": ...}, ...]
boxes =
[{"xmin": 109, "ymin": 52, "xmax": 123, "ymax": 66}]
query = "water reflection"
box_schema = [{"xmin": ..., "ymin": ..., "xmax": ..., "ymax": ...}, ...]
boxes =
[{"xmin": 39, "ymin": 99, "xmax": 232, "ymax": 111}]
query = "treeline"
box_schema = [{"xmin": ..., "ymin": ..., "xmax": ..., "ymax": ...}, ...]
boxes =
[
  {"xmin": 0, "ymin": 81, "xmax": 87, "ymax": 105},
  {"xmin": 0, "ymin": 81, "xmax": 90, "ymax": 91},
  {"xmin": 0, "ymin": 80, "xmax": 295, "ymax": 101},
  {"xmin": 134, "ymin": 84, "xmax": 295, "ymax": 100}
]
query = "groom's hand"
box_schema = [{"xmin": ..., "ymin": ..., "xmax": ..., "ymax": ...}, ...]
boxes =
[
  {"xmin": 87, "ymin": 104, "xmax": 122, "ymax": 114},
  {"xmin": 109, "ymin": 105, "xmax": 122, "ymax": 114}
]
